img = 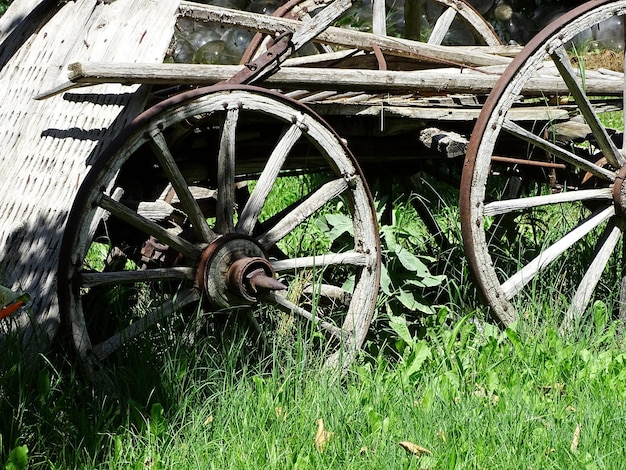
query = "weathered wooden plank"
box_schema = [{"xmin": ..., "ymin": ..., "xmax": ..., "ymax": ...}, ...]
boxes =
[
  {"xmin": 419, "ymin": 127, "xmax": 468, "ymax": 158},
  {"xmin": 0, "ymin": 0, "xmax": 60, "ymax": 69},
  {"xmin": 57, "ymin": 61, "xmax": 624, "ymax": 97},
  {"xmin": 0, "ymin": 0, "xmax": 181, "ymax": 348}
]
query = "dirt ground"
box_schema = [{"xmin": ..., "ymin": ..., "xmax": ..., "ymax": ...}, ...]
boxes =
[{"xmin": 572, "ymin": 48, "xmax": 624, "ymax": 72}]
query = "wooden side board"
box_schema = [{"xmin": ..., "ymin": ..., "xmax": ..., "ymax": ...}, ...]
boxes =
[{"xmin": 0, "ymin": 0, "xmax": 180, "ymax": 349}]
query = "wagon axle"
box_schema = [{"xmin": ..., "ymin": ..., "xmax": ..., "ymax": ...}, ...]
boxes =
[{"xmin": 197, "ymin": 233, "xmax": 286, "ymax": 309}]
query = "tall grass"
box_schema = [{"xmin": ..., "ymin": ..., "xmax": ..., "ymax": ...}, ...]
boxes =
[
  {"xmin": 3, "ymin": 174, "xmax": 626, "ymax": 468},
  {"xmin": 4, "ymin": 303, "xmax": 626, "ymax": 468}
]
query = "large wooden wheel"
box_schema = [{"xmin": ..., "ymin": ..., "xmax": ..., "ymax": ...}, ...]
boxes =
[
  {"xmin": 461, "ymin": 0, "xmax": 626, "ymax": 329},
  {"xmin": 240, "ymin": 0, "xmax": 501, "ymax": 64},
  {"xmin": 58, "ymin": 85, "xmax": 380, "ymax": 376},
  {"xmin": 422, "ymin": 0, "xmax": 501, "ymax": 46}
]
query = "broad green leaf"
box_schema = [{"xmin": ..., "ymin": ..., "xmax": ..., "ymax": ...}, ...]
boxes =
[
  {"xmin": 341, "ymin": 274, "xmax": 355, "ymax": 294},
  {"xmin": 486, "ymin": 369, "xmax": 499, "ymax": 392},
  {"xmin": 150, "ymin": 403, "xmax": 166, "ymax": 438},
  {"xmin": 380, "ymin": 264, "xmax": 393, "ymax": 296},
  {"xmin": 407, "ymin": 274, "xmax": 446, "ymax": 288},
  {"xmin": 405, "ymin": 340, "xmax": 432, "ymax": 377},
  {"xmin": 395, "ymin": 248, "xmax": 431, "ymax": 276},
  {"xmin": 388, "ymin": 314, "xmax": 414, "ymax": 346},
  {"xmin": 506, "ymin": 327, "xmax": 525, "ymax": 360},
  {"xmin": 397, "ymin": 289, "xmax": 434, "ymax": 314},
  {"xmin": 592, "ymin": 300, "xmax": 608, "ymax": 332},
  {"xmin": 579, "ymin": 349, "xmax": 591, "ymax": 363},
  {"xmin": 6, "ymin": 445, "xmax": 28, "ymax": 470},
  {"xmin": 324, "ymin": 213, "xmax": 354, "ymax": 241},
  {"xmin": 380, "ymin": 226, "xmax": 400, "ymax": 252}
]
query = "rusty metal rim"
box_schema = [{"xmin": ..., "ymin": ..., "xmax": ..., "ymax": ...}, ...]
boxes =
[
  {"xmin": 612, "ymin": 164, "xmax": 626, "ymax": 215},
  {"xmin": 459, "ymin": 0, "xmax": 623, "ymax": 325}
]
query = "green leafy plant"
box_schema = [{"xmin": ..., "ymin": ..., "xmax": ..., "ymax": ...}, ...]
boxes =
[
  {"xmin": 318, "ymin": 204, "xmax": 445, "ymax": 318},
  {"xmin": 5, "ymin": 445, "xmax": 27, "ymax": 470},
  {"xmin": 379, "ymin": 223, "xmax": 445, "ymax": 315}
]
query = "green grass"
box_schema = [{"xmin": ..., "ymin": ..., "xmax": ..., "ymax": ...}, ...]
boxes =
[{"xmin": 3, "ymin": 306, "xmax": 626, "ymax": 469}]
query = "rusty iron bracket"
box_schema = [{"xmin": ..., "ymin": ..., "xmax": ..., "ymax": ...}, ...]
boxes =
[
  {"xmin": 224, "ymin": 32, "xmax": 294, "ymax": 86},
  {"xmin": 370, "ymin": 43, "xmax": 387, "ymax": 71}
]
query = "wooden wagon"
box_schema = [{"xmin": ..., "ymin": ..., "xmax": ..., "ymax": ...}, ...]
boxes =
[{"xmin": 1, "ymin": 0, "xmax": 625, "ymax": 374}]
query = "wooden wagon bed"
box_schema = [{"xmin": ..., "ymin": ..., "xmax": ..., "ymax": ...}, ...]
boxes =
[{"xmin": 46, "ymin": 56, "xmax": 623, "ymax": 164}]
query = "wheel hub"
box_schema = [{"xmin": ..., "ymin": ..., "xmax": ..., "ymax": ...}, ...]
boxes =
[{"xmin": 196, "ymin": 234, "xmax": 286, "ymax": 308}]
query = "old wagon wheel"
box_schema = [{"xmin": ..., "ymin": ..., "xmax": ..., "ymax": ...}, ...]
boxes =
[
  {"xmin": 58, "ymin": 85, "xmax": 380, "ymax": 376},
  {"xmin": 241, "ymin": 0, "xmax": 501, "ymax": 64},
  {"xmin": 461, "ymin": 0, "xmax": 626, "ymax": 329},
  {"xmin": 419, "ymin": 0, "xmax": 501, "ymax": 46}
]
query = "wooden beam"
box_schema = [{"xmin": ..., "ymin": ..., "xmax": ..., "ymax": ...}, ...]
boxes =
[{"xmin": 47, "ymin": 61, "xmax": 624, "ymax": 98}]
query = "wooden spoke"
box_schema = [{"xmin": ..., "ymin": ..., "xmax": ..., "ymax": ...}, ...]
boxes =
[
  {"xmin": 271, "ymin": 251, "xmax": 368, "ymax": 271},
  {"xmin": 91, "ymin": 288, "xmax": 201, "ymax": 361},
  {"xmin": 484, "ymin": 188, "xmax": 613, "ymax": 217},
  {"xmin": 304, "ymin": 284, "xmax": 351, "ymax": 306},
  {"xmin": 264, "ymin": 291, "xmax": 349, "ymax": 340},
  {"xmin": 501, "ymin": 205, "xmax": 615, "ymax": 300},
  {"xmin": 428, "ymin": 7, "xmax": 457, "ymax": 45},
  {"xmin": 372, "ymin": 0, "xmax": 386, "ymax": 35},
  {"xmin": 561, "ymin": 222, "xmax": 623, "ymax": 332},
  {"xmin": 80, "ymin": 267, "xmax": 195, "ymax": 288},
  {"xmin": 236, "ymin": 122, "xmax": 303, "ymax": 235},
  {"xmin": 98, "ymin": 193, "xmax": 202, "ymax": 259},
  {"xmin": 257, "ymin": 177, "xmax": 349, "ymax": 249},
  {"xmin": 216, "ymin": 106, "xmax": 239, "ymax": 234},
  {"xmin": 501, "ymin": 119, "xmax": 616, "ymax": 181},
  {"xmin": 88, "ymin": 187, "xmax": 123, "ymax": 241},
  {"xmin": 550, "ymin": 45, "xmax": 625, "ymax": 168},
  {"xmin": 149, "ymin": 129, "xmax": 217, "ymax": 243}
]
